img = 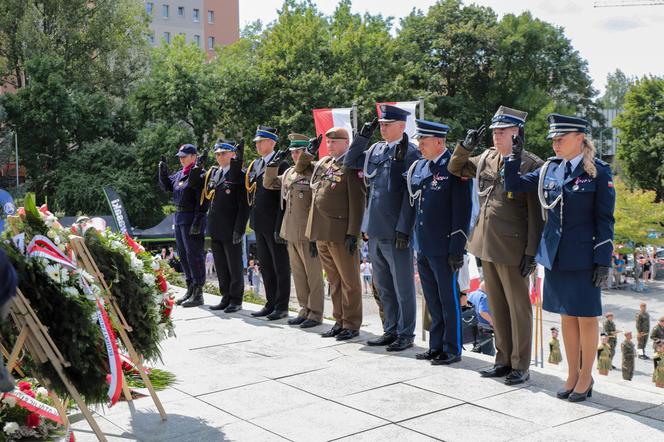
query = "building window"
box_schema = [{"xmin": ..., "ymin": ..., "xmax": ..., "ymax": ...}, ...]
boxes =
[
  {"xmin": 207, "ymin": 36, "xmax": 215, "ymax": 50},
  {"xmin": 164, "ymin": 32, "xmax": 171, "ymax": 44},
  {"xmin": 163, "ymin": 4, "xmax": 169, "ymax": 18},
  {"xmin": 177, "ymin": 6, "xmax": 184, "ymax": 17},
  {"xmin": 146, "ymin": 2, "xmax": 153, "ymax": 15},
  {"xmin": 193, "ymin": 8, "xmax": 200, "ymax": 22},
  {"xmin": 208, "ymin": 10, "xmax": 214, "ymax": 23},
  {"xmin": 193, "ymin": 35, "xmax": 201, "ymax": 46}
]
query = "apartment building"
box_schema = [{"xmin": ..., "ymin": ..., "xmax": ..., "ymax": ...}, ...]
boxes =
[{"xmin": 145, "ymin": 0, "xmax": 239, "ymax": 56}]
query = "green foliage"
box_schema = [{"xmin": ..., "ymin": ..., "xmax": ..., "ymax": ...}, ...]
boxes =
[
  {"xmin": 600, "ymin": 69, "xmax": 634, "ymax": 110},
  {"xmin": 613, "ymin": 178, "xmax": 664, "ymax": 247},
  {"xmin": 614, "ymin": 77, "xmax": 664, "ymax": 202}
]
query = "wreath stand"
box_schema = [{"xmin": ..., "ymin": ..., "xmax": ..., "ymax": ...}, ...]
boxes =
[
  {"xmin": 6, "ymin": 289, "xmax": 108, "ymax": 441},
  {"xmin": 68, "ymin": 235, "xmax": 167, "ymax": 421}
]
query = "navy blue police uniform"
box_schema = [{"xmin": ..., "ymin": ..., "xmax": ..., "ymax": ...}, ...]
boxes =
[
  {"xmin": 404, "ymin": 120, "xmax": 472, "ymax": 362},
  {"xmin": 504, "ymin": 114, "xmax": 615, "ymax": 317},
  {"xmin": 158, "ymin": 144, "xmax": 208, "ymax": 305},
  {"xmin": 246, "ymin": 126, "xmax": 292, "ymax": 319},
  {"xmin": 344, "ymin": 104, "xmax": 421, "ymax": 349},
  {"xmin": 204, "ymin": 142, "xmax": 250, "ymax": 312}
]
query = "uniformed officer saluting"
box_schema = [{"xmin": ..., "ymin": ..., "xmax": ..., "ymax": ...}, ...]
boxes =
[
  {"xmin": 504, "ymin": 113, "xmax": 616, "ymax": 402},
  {"xmin": 300, "ymin": 127, "xmax": 366, "ymax": 341},
  {"xmin": 246, "ymin": 126, "xmax": 292, "ymax": 321},
  {"xmin": 345, "ymin": 105, "xmax": 420, "ymax": 352},
  {"xmin": 448, "ymin": 106, "xmax": 544, "ymax": 385},
  {"xmin": 202, "ymin": 140, "xmax": 250, "ymax": 313},
  {"xmin": 264, "ymin": 133, "xmax": 325, "ymax": 328},
  {"xmin": 159, "ymin": 144, "xmax": 208, "ymax": 307},
  {"xmin": 403, "ymin": 119, "xmax": 472, "ymax": 365}
]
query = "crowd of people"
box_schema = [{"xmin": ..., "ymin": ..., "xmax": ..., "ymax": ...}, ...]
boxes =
[{"xmin": 152, "ymin": 102, "xmax": 664, "ymax": 401}]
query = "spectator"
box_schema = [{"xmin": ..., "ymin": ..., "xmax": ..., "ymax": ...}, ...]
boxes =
[
  {"xmin": 360, "ymin": 259, "xmax": 373, "ymax": 294},
  {"xmin": 160, "ymin": 247, "xmax": 168, "ymax": 260},
  {"xmin": 460, "ymin": 281, "xmax": 494, "ymax": 356},
  {"xmin": 614, "ymin": 254, "xmax": 625, "ymax": 287},
  {"xmin": 247, "ymin": 258, "xmax": 255, "ymax": 287},
  {"xmin": 205, "ymin": 250, "xmax": 215, "ymax": 276},
  {"xmin": 465, "ymin": 282, "xmax": 493, "ymax": 328}
]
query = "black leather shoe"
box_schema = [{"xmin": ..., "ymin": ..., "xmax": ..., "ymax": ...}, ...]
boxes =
[
  {"xmin": 556, "ymin": 388, "xmax": 574, "ymax": 400},
  {"xmin": 415, "ymin": 349, "xmax": 441, "ymax": 360},
  {"xmin": 209, "ymin": 298, "xmax": 230, "ymax": 311},
  {"xmin": 386, "ymin": 338, "xmax": 414, "ymax": 352},
  {"xmin": 504, "ymin": 369, "xmax": 530, "ymax": 385},
  {"xmin": 366, "ymin": 333, "xmax": 397, "ymax": 346},
  {"xmin": 224, "ymin": 304, "xmax": 241, "ymax": 313},
  {"xmin": 175, "ymin": 284, "xmax": 194, "ymax": 305},
  {"xmin": 336, "ymin": 329, "xmax": 359, "ymax": 341},
  {"xmin": 321, "ymin": 324, "xmax": 343, "ymax": 338},
  {"xmin": 300, "ymin": 319, "xmax": 321, "ymax": 329},
  {"xmin": 266, "ymin": 310, "xmax": 288, "ymax": 321},
  {"xmin": 479, "ymin": 364, "xmax": 512, "ymax": 378},
  {"xmin": 431, "ymin": 353, "xmax": 461, "ymax": 365},
  {"xmin": 288, "ymin": 316, "xmax": 306, "ymax": 325},
  {"xmin": 251, "ymin": 307, "xmax": 273, "ymax": 317},
  {"xmin": 182, "ymin": 286, "xmax": 204, "ymax": 308},
  {"xmin": 568, "ymin": 379, "xmax": 593, "ymax": 402}
]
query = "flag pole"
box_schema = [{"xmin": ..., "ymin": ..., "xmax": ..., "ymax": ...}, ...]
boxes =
[
  {"xmin": 352, "ymin": 102, "xmax": 358, "ymax": 135},
  {"xmin": 418, "ymin": 97, "xmax": 424, "ymax": 120}
]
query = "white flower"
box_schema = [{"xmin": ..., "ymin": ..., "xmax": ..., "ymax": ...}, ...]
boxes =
[
  {"xmin": 47, "ymin": 229, "xmax": 56, "ymax": 239},
  {"xmin": 58, "ymin": 244, "xmax": 67, "ymax": 253},
  {"xmin": 36, "ymin": 387, "xmax": 48, "ymax": 397},
  {"xmin": 2, "ymin": 396, "xmax": 16, "ymax": 407},
  {"xmin": 151, "ymin": 260, "xmax": 160, "ymax": 271},
  {"xmin": 79, "ymin": 269, "xmax": 95, "ymax": 284},
  {"xmin": 3, "ymin": 422, "xmax": 19, "ymax": 434},
  {"xmin": 111, "ymin": 240, "xmax": 122, "ymax": 250},
  {"xmin": 142, "ymin": 273, "xmax": 155, "ymax": 287},
  {"xmin": 59, "ymin": 267, "xmax": 70, "ymax": 284},
  {"xmin": 54, "ymin": 236, "xmax": 61, "ymax": 245},
  {"xmin": 130, "ymin": 253, "xmax": 144, "ymax": 273},
  {"xmin": 45, "ymin": 264, "xmax": 61, "ymax": 283},
  {"xmin": 63, "ymin": 286, "xmax": 79, "ymax": 298}
]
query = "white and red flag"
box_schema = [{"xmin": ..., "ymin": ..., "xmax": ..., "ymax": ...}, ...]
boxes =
[
  {"xmin": 312, "ymin": 107, "xmax": 353, "ymax": 158},
  {"xmin": 375, "ymin": 101, "xmax": 420, "ymax": 139},
  {"xmin": 530, "ymin": 264, "xmax": 545, "ymax": 305}
]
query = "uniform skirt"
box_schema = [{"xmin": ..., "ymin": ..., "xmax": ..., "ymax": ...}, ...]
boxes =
[{"xmin": 543, "ymin": 262, "xmax": 602, "ymax": 317}]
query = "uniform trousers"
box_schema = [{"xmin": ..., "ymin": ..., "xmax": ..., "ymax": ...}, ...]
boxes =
[
  {"xmin": 369, "ymin": 238, "xmax": 416, "ymax": 339},
  {"xmin": 316, "ymin": 241, "xmax": 362, "ymax": 331},
  {"xmin": 417, "ymin": 254, "xmax": 462, "ymax": 356},
  {"xmin": 210, "ymin": 239, "xmax": 244, "ymax": 306},
  {"xmin": 288, "ymin": 241, "xmax": 325, "ymax": 322},
  {"xmin": 174, "ymin": 223, "xmax": 206, "ymax": 286},
  {"xmin": 482, "ymin": 260, "xmax": 532, "ymax": 371},
  {"xmin": 255, "ymin": 231, "xmax": 291, "ymax": 312}
]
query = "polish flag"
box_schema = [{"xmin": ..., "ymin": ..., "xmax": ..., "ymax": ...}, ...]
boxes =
[
  {"xmin": 375, "ymin": 101, "xmax": 420, "ymax": 139},
  {"xmin": 530, "ymin": 264, "xmax": 545, "ymax": 305},
  {"xmin": 312, "ymin": 107, "xmax": 353, "ymax": 158}
]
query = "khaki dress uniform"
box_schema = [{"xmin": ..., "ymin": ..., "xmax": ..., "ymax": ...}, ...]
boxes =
[
  {"xmin": 298, "ymin": 144, "xmax": 366, "ymax": 331},
  {"xmin": 448, "ymin": 142, "xmax": 543, "ymax": 372},
  {"xmin": 264, "ymin": 135, "xmax": 325, "ymax": 323}
]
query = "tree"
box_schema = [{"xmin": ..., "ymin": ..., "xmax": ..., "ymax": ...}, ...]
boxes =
[
  {"xmin": 613, "ymin": 178, "xmax": 664, "ymax": 248},
  {"xmin": 614, "ymin": 77, "xmax": 664, "ymax": 201},
  {"xmin": 600, "ymin": 69, "xmax": 633, "ymax": 110}
]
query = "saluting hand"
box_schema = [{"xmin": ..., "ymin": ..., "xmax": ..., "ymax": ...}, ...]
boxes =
[
  {"xmin": 159, "ymin": 155, "xmax": 169, "ymax": 175},
  {"xmin": 394, "ymin": 133, "xmax": 409, "ymax": 162},
  {"xmin": 306, "ymin": 134, "xmax": 323, "ymax": 157},
  {"xmin": 359, "ymin": 118, "xmax": 379, "ymax": 139},
  {"xmin": 460, "ymin": 124, "xmax": 486, "ymax": 151},
  {"xmin": 511, "ymin": 134, "xmax": 524, "ymax": 158},
  {"xmin": 593, "ymin": 265, "xmax": 610, "ymax": 288},
  {"xmin": 345, "ymin": 235, "xmax": 358, "ymax": 255},
  {"xmin": 268, "ymin": 147, "xmax": 289, "ymax": 167}
]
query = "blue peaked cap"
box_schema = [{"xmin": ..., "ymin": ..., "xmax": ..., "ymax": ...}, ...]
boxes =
[
  {"xmin": 378, "ymin": 104, "xmax": 410, "ymax": 122},
  {"xmin": 546, "ymin": 113, "xmax": 589, "ymax": 139},
  {"xmin": 413, "ymin": 119, "xmax": 449, "ymax": 139}
]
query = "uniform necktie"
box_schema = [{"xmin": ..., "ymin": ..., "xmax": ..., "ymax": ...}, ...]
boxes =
[{"xmin": 564, "ymin": 161, "xmax": 572, "ymax": 179}]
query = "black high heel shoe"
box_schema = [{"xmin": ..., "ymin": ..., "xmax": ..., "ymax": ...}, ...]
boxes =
[
  {"xmin": 568, "ymin": 378, "xmax": 594, "ymax": 402},
  {"xmin": 556, "ymin": 387, "xmax": 574, "ymax": 399}
]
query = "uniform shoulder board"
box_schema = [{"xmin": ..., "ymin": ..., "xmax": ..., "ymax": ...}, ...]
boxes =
[
  {"xmin": 522, "ymin": 151, "xmax": 542, "ymax": 164},
  {"xmin": 547, "ymin": 156, "xmax": 563, "ymax": 163},
  {"xmin": 594, "ymin": 158, "xmax": 609, "ymax": 167}
]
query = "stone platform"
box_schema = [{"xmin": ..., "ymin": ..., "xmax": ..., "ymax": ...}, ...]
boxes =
[{"xmin": 71, "ymin": 289, "xmax": 664, "ymax": 441}]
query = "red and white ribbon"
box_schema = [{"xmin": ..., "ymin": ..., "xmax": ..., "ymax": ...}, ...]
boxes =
[
  {"xmin": 26, "ymin": 235, "xmax": 76, "ymax": 270},
  {"xmin": 95, "ymin": 299, "xmax": 123, "ymax": 406},
  {"xmin": 2, "ymin": 389, "xmax": 63, "ymax": 424}
]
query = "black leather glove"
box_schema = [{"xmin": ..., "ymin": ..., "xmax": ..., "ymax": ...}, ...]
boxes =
[
  {"xmin": 268, "ymin": 148, "xmax": 289, "ymax": 167},
  {"xmin": 460, "ymin": 124, "xmax": 486, "ymax": 151},
  {"xmin": 345, "ymin": 235, "xmax": 357, "ymax": 255},
  {"xmin": 448, "ymin": 254, "xmax": 464, "ymax": 273},
  {"xmin": 519, "ymin": 254, "xmax": 536, "ymax": 278},
  {"xmin": 232, "ymin": 231, "xmax": 243, "ymax": 245},
  {"xmin": 159, "ymin": 155, "xmax": 169, "ymax": 176},
  {"xmin": 230, "ymin": 140, "xmax": 245, "ymax": 173},
  {"xmin": 394, "ymin": 133, "xmax": 409, "ymax": 162},
  {"xmin": 189, "ymin": 217, "xmax": 203, "ymax": 236},
  {"xmin": 359, "ymin": 118, "xmax": 379, "ymax": 139},
  {"xmin": 511, "ymin": 134, "xmax": 524, "ymax": 158},
  {"xmin": 394, "ymin": 232, "xmax": 410, "ymax": 250},
  {"xmin": 195, "ymin": 148, "xmax": 209, "ymax": 169},
  {"xmin": 592, "ymin": 265, "xmax": 610, "ymax": 288},
  {"xmin": 274, "ymin": 231, "xmax": 287, "ymax": 245},
  {"xmin": 306, "ymin": 134, "xmax": 323, "ymax": 157},
  {"xmin": 309, "ymin": 242, "xmax": 318, "ymax": 258}
]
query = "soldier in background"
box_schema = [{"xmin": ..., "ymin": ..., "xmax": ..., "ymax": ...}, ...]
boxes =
[
  {"xmin": 603, "ymin": 312, "xmax": 618, "ymax": 368},
  {"xmin": 636, "ymin": 302, "xmax": 650, "ymax": 359},
  {"xmin": 302, "ymin": 127, "xmax": 366, "ymax": 341},
  {"xmin": 549, "ymin": 327, "xmax": 563, "ymax": 365},
  {"xmin": 651, "ymin": 316, "xmax": 664, "ymax": 352},
  {"xmin": 448, "ymin": 106, "xmax": 544, "ymax": 385},
  {"xmin": 621, "ymin": 331, "xmax": 635, "ymax": 381},
  {"xmin": 264, "ymin": 133, "xmax": 325, "ymax": 328}
]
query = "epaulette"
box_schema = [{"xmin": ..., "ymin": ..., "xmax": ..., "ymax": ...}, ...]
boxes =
[
  {"xmin": 594, "ymin": 158, "xmax": 610, "ymax": 167},
  {"xmin": 546, "ymin": 156, "xmax": 563, "ymax": 163}
]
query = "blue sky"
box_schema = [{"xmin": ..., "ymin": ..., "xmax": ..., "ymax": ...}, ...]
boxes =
[{"xmin": 239, "ymin": 0, "xmax": 664, "ymax": 95}]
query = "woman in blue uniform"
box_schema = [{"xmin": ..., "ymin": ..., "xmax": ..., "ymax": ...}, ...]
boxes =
[{"xmin": 504, "ymin": 114, "xmax": 615, "ymax": 402}]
